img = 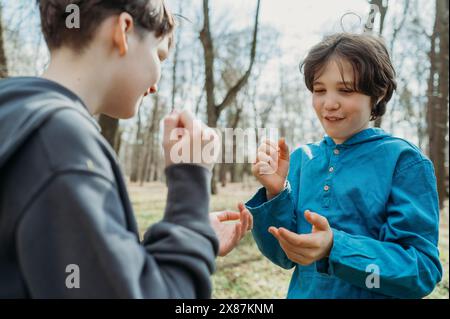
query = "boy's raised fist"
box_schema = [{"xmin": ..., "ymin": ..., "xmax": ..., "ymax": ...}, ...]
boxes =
[{"xmin": 252, "ymin": 138, "xmax": 290, "ymax": 200}]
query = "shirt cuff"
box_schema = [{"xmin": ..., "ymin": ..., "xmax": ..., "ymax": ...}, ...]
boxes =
[{"xmin": 245, "ymin": 181, "xmax": 292, "ymax": 216}]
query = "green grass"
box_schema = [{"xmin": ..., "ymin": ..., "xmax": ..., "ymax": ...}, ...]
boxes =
[{"xmin": 129, "ymin": 182, "xmax": 449, "ymax": 299}]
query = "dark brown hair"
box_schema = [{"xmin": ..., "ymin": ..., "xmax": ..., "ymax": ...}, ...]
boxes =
[
  {"xmin": 301, "ymin": 33, "xmax": 397, "ymax": 121},
  {"xmin": 37, "ymin": 0, "xmax": 175, "ymax": 53}
]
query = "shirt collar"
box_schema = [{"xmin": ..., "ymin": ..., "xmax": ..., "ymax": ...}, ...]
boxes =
[{"xmin": 323, "ymin": 128, "xmax": 391, "ymax": 147}]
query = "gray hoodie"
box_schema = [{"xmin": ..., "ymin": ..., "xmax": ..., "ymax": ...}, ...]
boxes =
[{"xmin": 0, "ymin": 77, "xmax": 219, "ymax": 298}]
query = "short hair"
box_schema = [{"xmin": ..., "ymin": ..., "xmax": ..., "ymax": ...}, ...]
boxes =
[
  {"xmin": 301, "ymin": 33, "xmax": 397, "ymax": 121},
  {"xmin": 37, "ymin": 0, "xmax": 175, "ymax": 53}
]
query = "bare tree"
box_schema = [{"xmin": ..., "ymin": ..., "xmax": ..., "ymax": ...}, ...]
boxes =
[
  {"xmin": 365, "ymin": 0, "xmax": 389, "ymax": 128},
  {"xmin": 199, "ymin": 0, "xmax": 261, "ymax": 194},
  {"xmin": 139, "ymin": 94, "xmax": 163, "ymax": 185},
  {"xmin": 130, "ymin": 107, "xmax": 144, "ymax": 183},
  {"xmin": 427, "ymin": 0, "xmax": 449, "ymax": 209},
  {"xmin": 0, "ymin": 4, "xmax": 8, "ymax": 78},
  {"xmin": 98, "ymin": 114, "xmax": 121, "ymax": 153}
]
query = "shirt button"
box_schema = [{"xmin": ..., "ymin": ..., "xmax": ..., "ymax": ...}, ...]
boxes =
[
  {"xmin": 324, "ymin": 185, "xmax": 330, "ymax": 191},
  {"xmin": 334, "ymin": 149, "xmax": 340, "ymax": 155},
  {"xmin": 329, "ymin": 167, "xmax": 334, "ymax": 173}
]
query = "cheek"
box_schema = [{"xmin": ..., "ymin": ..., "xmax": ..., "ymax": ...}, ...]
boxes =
[
  {"xmin": 144, "ymin": 52, "xmax": 161, "ymax": 85},
  {"xmin": 344, "ymin": 96, "xmax": 371, "ymax": 117},
  {"xmin": 312, "ymin": 95, "xmax": 322, "ymax": 114}
]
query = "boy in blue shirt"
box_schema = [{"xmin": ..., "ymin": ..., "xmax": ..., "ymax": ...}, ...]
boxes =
[{"xmin": 246, "ymin": 33, "xmax": 442, "ymax": 299}]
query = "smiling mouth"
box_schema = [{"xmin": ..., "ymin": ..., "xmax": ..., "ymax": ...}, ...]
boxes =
[{"xmin": 324, "ymin": 116, "xmax": 345, "ymax": 122}]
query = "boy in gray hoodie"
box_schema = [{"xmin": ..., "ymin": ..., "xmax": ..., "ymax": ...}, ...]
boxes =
[{"xmin": 0, "ymin": 0, "xmax": 252, "ymax": 298}]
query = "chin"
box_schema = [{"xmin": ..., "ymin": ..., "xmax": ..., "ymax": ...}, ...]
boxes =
[
  {"xmin": 103, "ymin": 98, "xmax": 141, "ymax": 119},
  {"xmin": 101, "ymin": 108, "xmax": 135, "ymax": 120}
]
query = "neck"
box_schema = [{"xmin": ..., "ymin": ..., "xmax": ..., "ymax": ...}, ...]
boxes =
[
  {"xmin": 41, "ymin": 48, "xmax": 108, "ymax": 116},
  {"xmin": 332, "ymin": 123, "xmax": 371, "ymax": 145}
]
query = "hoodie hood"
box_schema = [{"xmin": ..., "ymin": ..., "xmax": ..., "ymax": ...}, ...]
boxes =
[{"xmin": 0, "ymin": 77, "xmax": 99, "ymax": 169}]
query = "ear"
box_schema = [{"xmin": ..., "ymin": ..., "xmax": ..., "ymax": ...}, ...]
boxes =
[{"xmin": 113, "ymin": 12, "xmax": 135, "ymax": 56}]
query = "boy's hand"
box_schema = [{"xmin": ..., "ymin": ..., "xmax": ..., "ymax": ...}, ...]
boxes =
[
  {"xmin": 162, "ymin": 110, "xmax": 219, "ymax": 170},
  {"xmin": 268, "ymin": 210, "xmax": 334, "ymax": 266},
  {"xmin": 252, "ymin": 138, "xmax": 290, "ymax": 200},
  {"xmin": 209, "ymin": 203, "xmax": 253, "ymax": 257}
]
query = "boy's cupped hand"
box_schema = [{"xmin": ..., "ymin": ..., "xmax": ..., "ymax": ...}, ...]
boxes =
[
  {"xmin": 252, "ymin": 138, "xmax": 290, "ymax": 200},
  {"xmin": 269, "ymin": 210, "xmax": 334, "ymax": 266},
  {"xmin": 210, "ymin": 203, "xmax": 253, "ymax": 257}
]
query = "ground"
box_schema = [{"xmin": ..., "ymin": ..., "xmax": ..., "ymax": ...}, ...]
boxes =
[{"xmin": 128, "ymin": 181, "xmax": 449, "ymax": 299}]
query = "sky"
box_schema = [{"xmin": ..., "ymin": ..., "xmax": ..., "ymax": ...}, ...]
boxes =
[{"xmin": 167, "ymin": 0, "xmax": 371, "ymax": 65}]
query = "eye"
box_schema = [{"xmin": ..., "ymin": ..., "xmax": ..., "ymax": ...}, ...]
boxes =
[
  {"xmin": 313, "ymin": 89, "xmax": 325, "ymax": 94},
  {"xmin": 339, "ymin": 88, "xmax": 354, "ymax": 94}
]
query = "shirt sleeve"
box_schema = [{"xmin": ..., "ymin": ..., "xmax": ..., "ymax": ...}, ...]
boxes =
[
  {"xmin": 16, "ymin": 164, "xmax": 218, "ymax": 298},
  {"xmin": 245, "ymin": 182, "xmax": 297, "ymax": 269},
  {"xmin": 320, "ymin": 159, "xmax": 443, "ymax": 298}
]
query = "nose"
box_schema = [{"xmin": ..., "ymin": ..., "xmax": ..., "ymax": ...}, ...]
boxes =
[
  {"xmin": 149, "ymin": 84, "xmax": 158, "ymax": 94},
  {"xmin": 323, "ymin": 95, "xmax": 340, "ymax": 111}
]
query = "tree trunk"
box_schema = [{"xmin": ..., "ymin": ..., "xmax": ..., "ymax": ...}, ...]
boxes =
[
  {"xmin": 99, "ymin": 115, "xmax": 120, "ymax": 153},
  {"xmin": 130, "ymin": 108, "xmax": 143, "ymax": 183},
  {"xmin": 428, "ymin": 0, "xmax": 449, "ymax": 208},
  {"xmin": 366, "ymin": 0, "xmax": 389, "ymax": 128},
  {"xmin": 436, "ymin": 0, "xmax": 449, "ymax": 204},
  {"xmin": 171, "ymin": 1, "xmax": 182, "ymax": 112},
  {"xmin": 200, "ymin": 0, "xmax": 261, "ymax": 194},
  {"xmin": 0, "ymin": 5, "xmax": 8, "ymax": 78},
  {"xmin": 140, "ymin": 95, "xmax": 161, "ymax": 185}
]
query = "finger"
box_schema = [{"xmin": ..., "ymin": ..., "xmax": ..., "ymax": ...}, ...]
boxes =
[
  {"xmin": 239, "ymin": 207, "xmax": 249, "ymax": 239},
  {"xmin": 270, "ymin": 228, "xmax": 310, "ymax": 252},
  {"xmin": 261, "ymin": 139, "xmax": 278, "ymax": 152},
  {"xmin": 257, "ymin": 152, "xmax": 277, "ymax": 173},
  {"xmin": 259, "ymin": 140, "xmax": 278, "ymax": 159},
  {"xmin": 268, "ymin": 226, "xmax": 279, "ymax": 238},
  {"xmin": 163, "ymin": 112, "xmax": 181, "ymax": 143},
  {"xmin": 304, "ymin": 210, "xmax": 330, "ymax": 231},
  {"xmin": 215, "ymin": 211, "xmax": 241, "ymax": 222},
  {"xmin": 278, "ymin": 227, "xmax": 320, "ymax": 248},
  {"xmin": 278, "ymin": 238, "xmax": 311, "ymax": 264},
  {"xmin": 247, "ymin": 211, "xmax": 253, "ymax": 231},
  {"xmin": 238, "ymin": 202, "xmax": 249, "ymax": 227},
  {"xmin": 256, "ymin": 155, "xmax": 277, "ymax": 174},
  {"xmin": 269, "ymin": 229, "xmax": 311, "ymax": 265},
  {"xmin": 253, "ymin": 161, "xmax": 276, "ymax": 176},
  {"xmin": 257, "ymin": 151, "xmax": 272, "ymax": 164},
  {"xmin": 232, "ymin": 222, "xmax": 242, "ymax": 246},
  {"xmin": 238, "ymin": 203, "xmax": 253, "ymax": 231},
  {"xmin": 278, "ymin": 138, "xmax": 290, "ymax": 161},
  {"xmin": 232, "ymin": 222, "xmax": 242, "ymax": 248},
  {"xmin": 178, "ymin": 109, "xmax": 195, "ymax": 131}
]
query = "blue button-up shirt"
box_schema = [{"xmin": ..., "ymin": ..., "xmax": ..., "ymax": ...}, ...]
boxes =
[{"xmin": 246, "ymin": 128, "xmax": 442, "ymax": 299}]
